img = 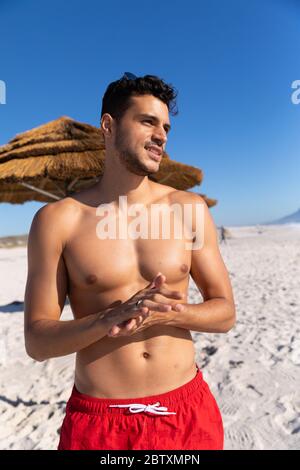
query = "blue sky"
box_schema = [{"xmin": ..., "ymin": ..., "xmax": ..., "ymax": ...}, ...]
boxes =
[{"xmin": 0, "ymin": 0, "xmax": 299, "ymax": 236}]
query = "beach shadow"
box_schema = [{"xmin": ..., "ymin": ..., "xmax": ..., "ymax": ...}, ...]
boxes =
[
  {"xmin": 0, "ymin": 395, "xmax": 67, "ymax": 408},
  {"xmin": 0, "ymin": 301, "xmax": 24, "ymax": 313},
  {"xmin": 0, "ymin": 298, "xmax": 70, "ymax": 313}
]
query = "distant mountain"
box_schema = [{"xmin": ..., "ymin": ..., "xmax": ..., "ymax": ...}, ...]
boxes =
[
  {"xmin": 0, "ymin": 234, "xmax": 28, "ymax": 248},
  {"xmin": 265, "ymin": 208, "xmax": 300, "ymax": 225}
]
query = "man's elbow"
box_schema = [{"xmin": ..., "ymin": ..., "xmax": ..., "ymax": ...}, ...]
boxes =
[
  {"xmin": 221, "ymin": 319, "xmax": 236, "ymax": 333},
  {"xmin": 221, "ymin": 301, "xmax": 236, "ymax": 333},
  {"xmin": 25, "ymin": 343, "xmax": 46, "ymax": 362},
  {"xmin": 29, "ymin": 353, "xmax": 45, "ymax": 362},
  {"xmin": 24, "ymin": 330, "xmax": 47, "ymax": 362}
]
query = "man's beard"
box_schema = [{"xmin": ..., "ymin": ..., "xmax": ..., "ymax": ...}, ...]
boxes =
[{"xmin": 114, "ymin": 130, "xmax": 157, "ymax": 177}]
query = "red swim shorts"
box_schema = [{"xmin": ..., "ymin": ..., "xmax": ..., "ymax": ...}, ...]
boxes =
[{"xmin": 58, "ymin": 366, "xmax": 224, "ymax": 450}]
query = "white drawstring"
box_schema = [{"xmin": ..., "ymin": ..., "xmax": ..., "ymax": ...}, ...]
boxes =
[{"xmin": 108, "ymin": 401, "xmax": 176, "ymax": 415}]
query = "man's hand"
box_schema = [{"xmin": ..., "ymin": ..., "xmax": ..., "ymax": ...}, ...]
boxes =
[{"xmin": 107, "ymin": 273, "xmax": 186, "ymax": 337}]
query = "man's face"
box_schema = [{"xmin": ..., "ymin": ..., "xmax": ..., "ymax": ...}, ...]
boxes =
[{"xmin": 110, "ymin": 95, "xmax": 171, "ymax": 176}]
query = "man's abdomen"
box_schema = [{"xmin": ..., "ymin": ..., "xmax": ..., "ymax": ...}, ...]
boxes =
[{"xmin": 74, "ymin": 325, "xmax": 197, "ymax": 399}]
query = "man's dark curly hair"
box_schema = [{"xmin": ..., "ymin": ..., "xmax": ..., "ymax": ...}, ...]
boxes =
[{"xmin": 100, "ymin": 74, "xmax": 178, "ymax": 124}]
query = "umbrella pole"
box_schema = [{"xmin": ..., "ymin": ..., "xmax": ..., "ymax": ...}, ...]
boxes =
[
  {"xmin": 66, "ymin": 177, "xmax": 79, "ymax": 192},
  {"xmin": 158, "ymin": 172, "xmax": 176, "ymax": 184},
  {"xmin": 19, "ymin": 182, "xmax": 61, "ymax": 201}
]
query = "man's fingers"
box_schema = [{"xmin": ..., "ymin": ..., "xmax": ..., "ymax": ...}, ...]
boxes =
[
  {"xmin": 126, "ymin": 318, "xmax": 136, "ymax": 330},
  {"xmin": 142, "ymin": 299, "xmax": 172, "ymax": 312},
  {"xmin": 148, "ymin": 272, "xmax": 164, "ymax": 289},
  {"xmin": 144, "ymin": 274, "xmax": 184, "ymax": 300},
  {"xmin": 159, "ymin": 287, "xmax": 185, "ymax": 299},
  {"xmin": 108, "ymin": 325, "xmax": 121, "ymax": 336},
  {"xmin": 154, "ymin": 273, "xmax": 165, "ymax": 284},
  {"xmin": 109, "ymin": 309, "xmax": 150, "ymax": 337},
  {"xmin": 143, "ymin": 288, "xmax": 184, "ymax": 300}
]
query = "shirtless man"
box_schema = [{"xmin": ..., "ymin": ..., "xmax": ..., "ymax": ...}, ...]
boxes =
[{"xmin": 24, "ymin": 73, "xmax": 236, "ymax": 450}]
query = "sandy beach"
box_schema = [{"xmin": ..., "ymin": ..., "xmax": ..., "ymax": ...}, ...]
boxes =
[{"xmin": 0, "ymin": 224, "xmax": 299, "ymax": 450}]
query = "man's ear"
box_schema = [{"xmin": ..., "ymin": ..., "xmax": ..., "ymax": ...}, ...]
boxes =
[{"xmin": 100, "ymin": 113, "xmax": 114, "ymax": 138}]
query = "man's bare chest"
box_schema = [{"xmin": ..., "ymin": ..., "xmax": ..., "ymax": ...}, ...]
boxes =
[{"xmin": 63, "ymin": 214, "xmax": 192, "ymax": 294}]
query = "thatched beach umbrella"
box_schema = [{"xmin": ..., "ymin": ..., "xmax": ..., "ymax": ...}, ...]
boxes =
[
  {"xmin": 198, "ymin": 194, "xmax": 217, "ymax": 208},
  {"xmin": 0, "ymin": 116, "xmax": 217, "ymax": 207}
]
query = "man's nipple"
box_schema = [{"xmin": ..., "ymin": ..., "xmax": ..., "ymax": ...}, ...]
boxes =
[
  {"xmin": 86, "ymin": 274, "xmax": 98, "ymax": 284},
  {"xmin": 180, "ymin": 263, "xmax": 189, "ymax": 273}
]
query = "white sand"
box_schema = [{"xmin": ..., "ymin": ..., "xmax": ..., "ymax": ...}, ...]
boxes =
[{"xmin": 0, "ymin": 224, "xmax": 299, "ymax": 450}]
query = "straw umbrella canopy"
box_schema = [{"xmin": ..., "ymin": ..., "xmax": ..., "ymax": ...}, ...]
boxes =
[{"xmin": 0, "ymin": 116, "xmax": 217, "ymax": 208}]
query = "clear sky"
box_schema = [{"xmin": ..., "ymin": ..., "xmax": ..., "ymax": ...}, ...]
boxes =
[{"xmin": 0, "ymin": 0, "xmax": 299, "ymax": 236}]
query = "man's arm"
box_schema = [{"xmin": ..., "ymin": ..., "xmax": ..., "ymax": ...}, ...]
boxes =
[
  {"xmin": 166, "ymin": 195, "xmax": 236, "ymax": 333},
  {"xmin": 24, "ymin": 202, "xmax": 112, "ymax": 362}
]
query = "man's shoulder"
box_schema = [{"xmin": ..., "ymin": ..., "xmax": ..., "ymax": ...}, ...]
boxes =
[
  {"xmin": 164, "ymin": 186, "xmax": 206, "ymax": 206},
  {"xmin": 33, "ymin": 196, "xmax": 80, "ymax": 221},
  {"xmin": 30, "ymin": 197, "xmax": 81, "ymax": 242},
  {"xmin": 148, "ymin": 180, "xmax": 206, "ymax": 205}
]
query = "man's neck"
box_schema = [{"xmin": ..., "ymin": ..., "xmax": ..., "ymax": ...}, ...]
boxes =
[{"xmin": 95, "ymin": 169, "xmax": 154, "ymax": 207}]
